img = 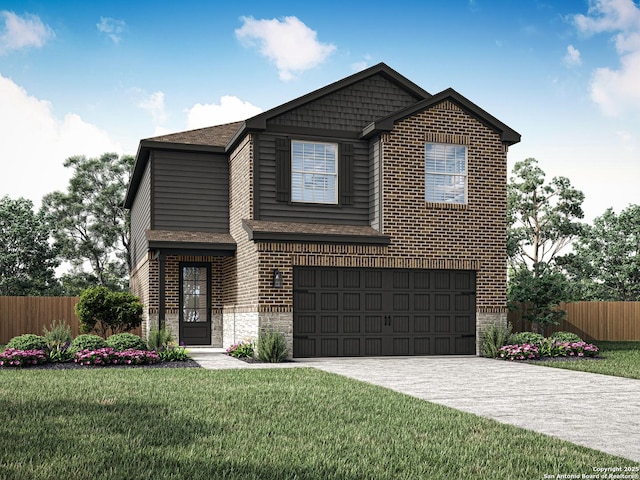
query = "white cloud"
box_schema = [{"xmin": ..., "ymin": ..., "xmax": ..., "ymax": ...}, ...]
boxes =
[
  {"xmin": 138, "ymin": 91, "xmax": 167, "ymax": 125},
  {"xmin": 0, "ymin": 11, "xmax": 54, "ymax": 54},
  {"xmin": 563, "ymin": 44, "xmax": 582, "ymax": 66},
  {"xmin": 573, "ymin": 0, "xmax": 640, "ymax": 115},
  {"xmin": 235, "ymin": 16, "xmax": 336, "ymax": 81},
  {"xmin": 97, "ymin": 17, "xmax": 125, "ymax": 44},
  {"xmin": 187, "ymin": 95, "xmax": 262, "ymax": 129},
  {"xmin": 0, "ymin": 74, "xmax": 121, "ymax": 206}
]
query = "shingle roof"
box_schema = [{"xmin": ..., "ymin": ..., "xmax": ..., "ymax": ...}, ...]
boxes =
[
  {"xmin": 145, "ymin": 121, "xmax": 244, "ymax": 147},
  {"xmin": 146, "ymin": 230, "xmax": 236, "ymax": 251},
  {"xmin": 242, "ymin": 220, "xmax": 390, "ymax": 245}
]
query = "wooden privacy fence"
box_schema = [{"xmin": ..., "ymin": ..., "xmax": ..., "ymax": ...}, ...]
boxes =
[
  {"xmin": 508, "ymin": 301, "xmax": 640, "ymax": 341},
  {"xmin": 0, "ymin": 296, "xmax": 141, "ymax": 344}
]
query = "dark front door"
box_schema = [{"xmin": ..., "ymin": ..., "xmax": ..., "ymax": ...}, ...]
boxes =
[
  {"xmin": 293, "ymin": 267, "xmax": 476, "ymax": 357},
  {"xmin": 179, "ymin": 263, "xmax": 211, "ymax": 346}
]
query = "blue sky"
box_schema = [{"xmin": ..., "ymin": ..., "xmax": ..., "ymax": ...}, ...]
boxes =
[{"xmin": 0, "ymin": 0, "xmax": 638, "ymax": 221}]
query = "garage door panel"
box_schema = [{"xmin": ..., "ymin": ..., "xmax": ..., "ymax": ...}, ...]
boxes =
[
  {"xmin": 343, "ymin": 315, "xmax": 360, "ymax": 333},
  {"xmin": 365, "ymin": 293, "xmax": 382, "ymax": 310},
  {"xmin": 321, "ymin": 316, "xmax": 338, "ymax": 333},
  {"xmin": 414, "ymin": 316, "xmax": 430, "ymax": 332},
  {"xmin": 365, "ymin": 315, "xmax": 383, "ymax": 333},
  {"xmin": 393, "ymin": 293, "xmax": 409, "ymax": 310},
  {"xmin": 321, "ymin": 293, "xmax": 338, "ymax": 310},
  {"xmin": 393, "ymin": 338, "xmax": 410, "ymax": 355},
  {"xmin": 294, "ymin": 268, "xmax": 476, "ymax": 357},
  {"xmin": 392, "ymin": 315, "xmax": 409, "ymax": 333},
  {"xmin": 365, "ymin": 338, "xmax": 382, "ymax": 355}
]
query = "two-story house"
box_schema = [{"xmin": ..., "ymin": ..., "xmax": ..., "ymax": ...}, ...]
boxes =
[{"xmin": 124, "ymin": 63, "xmax": 520, "ymax": 357}]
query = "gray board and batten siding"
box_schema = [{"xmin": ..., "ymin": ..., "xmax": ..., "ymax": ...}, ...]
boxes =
[
  {"xmin": 130, "ymin": 160, "xmax": 151, "ymax": 268},
  {"xmin": 151, "ymin": 151, "xmax": 229, "ymax": 234}
]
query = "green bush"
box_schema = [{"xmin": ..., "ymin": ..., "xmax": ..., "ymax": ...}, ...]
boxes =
[
  {"xmin": 256, "ymin": 329, "xmax": 289, "ymax": 363},
  {"xmin": 70, "ymin": 334, "xmax": 108, "ymax": 353},
  {"xmin": 159, "ymin": 346, "xmax": 191, "ymax": 362},
  {"xmin": 550, "ymin": 331, "xmax": 583, "ymax": 343},
  {"xmin": 481, "ymin": 323, "xmax": 514, "ymax": 358},
  {"xmin": 512, "ymin": 331, "xmax": 545, "ymax": 346},
  {"xmin": 75, "ymin": 286, "xmax": 143, "ymax": 337},
  {"xmin": 147, "ymin": 326, "xmax": 175, "ymax": 351},
  {"xmin": 107, "ymin": 333, "xmax": 147, "ymax": 351},
  {"xmin": 7, "ymin": 334, "xmax": 48, "ymax": 351}
]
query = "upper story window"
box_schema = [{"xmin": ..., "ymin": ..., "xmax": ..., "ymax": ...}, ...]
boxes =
[
  {"xmin": 424, "ymin": 143, "xmax": 467, "ymax": 204},
  {"xmin": 291, "ymin": 140, "xmax": 338, "ymax": 204}
]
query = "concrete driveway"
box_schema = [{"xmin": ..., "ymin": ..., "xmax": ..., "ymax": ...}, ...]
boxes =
[{"xmin": 190, "ymin": 349, "xmax": 640, "ymax": 463}]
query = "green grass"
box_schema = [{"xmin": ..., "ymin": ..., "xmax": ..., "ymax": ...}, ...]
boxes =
[
  {"xmin": 533, "ymin": 341, "xmax": 640, "ymax": 379},
  {"xmin": 0, "ymin": 368, "xmax": 636, "ymax": 479}
]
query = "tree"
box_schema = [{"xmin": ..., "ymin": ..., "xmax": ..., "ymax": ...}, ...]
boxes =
[
  {"xmin": 0, "ymin": 196, "xmax": 61, "ymax": 295},
  {"xmin": 562, "ymin": 205, "xmax": 640, "ymax": 301},
  {"xmin": 42, "ymin": 153, "xmax": 133, "ymax": 293},
  {"xmin": 507, "ymin": 158, "xmax": 585, "ymax": 333},
  {"xmin": 75, "ymin": 286, "xmax": 143, "ymax": 338}
]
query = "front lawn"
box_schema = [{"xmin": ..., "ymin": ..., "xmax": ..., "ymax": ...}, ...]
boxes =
[
  {"xmin": 0, "ymin": 368, "xmax": 636, "ymax": 479},
  {"xmin": 533, "ymin": 341, "xmax": 640, "ymax": 379}
]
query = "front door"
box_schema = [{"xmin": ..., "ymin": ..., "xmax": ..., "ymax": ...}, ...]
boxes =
[{"xmin": 179, "ymin": 263, "xmax": 211, "ymax": 345}]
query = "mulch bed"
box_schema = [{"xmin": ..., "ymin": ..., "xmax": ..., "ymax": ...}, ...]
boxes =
[{"xmin": 1, "ymin": 360, "xmax": 202, "ymax": 370}]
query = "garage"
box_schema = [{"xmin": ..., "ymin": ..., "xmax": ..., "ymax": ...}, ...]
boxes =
[{"xmin": 293, "ymin": 267, "xmax": 476, "ymax": 357}]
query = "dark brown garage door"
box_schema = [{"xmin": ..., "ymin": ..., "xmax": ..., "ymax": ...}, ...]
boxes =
[{"xmin": 293, "ymin": 267, "xmax": 476, "ymax": 357}]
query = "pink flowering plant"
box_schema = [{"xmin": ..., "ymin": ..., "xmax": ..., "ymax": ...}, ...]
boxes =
[
  {"xmin": 498, "ymin": 343, "xmax": 540, "ymax": 361},
  {"xmin": 226, "ymin": 339, "xmax": 254, "ymax": 358},
  {"xmin": 498, "ymin": 340, "xmax": 599, "ymax": 361},
  {"xmin": 74, "ymin": 347, "xmax": 160, "ymax": 366},
  {"xmin": 0, "ymin": 348, "xmax": 48, "ymax": 367}
]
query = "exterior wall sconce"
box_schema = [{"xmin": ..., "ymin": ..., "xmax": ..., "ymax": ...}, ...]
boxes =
[{"xmin": 272, "ymin": 269, "xmax": 283, "ymax": 288}]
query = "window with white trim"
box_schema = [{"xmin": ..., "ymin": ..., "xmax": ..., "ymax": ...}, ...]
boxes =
[
  {"xmin": 425, "ymin": 143, "xmax": 467, "ymax": 204},
  {"xmin": 291, "ymin": 140, "xmax": 338, "ymax": 204}
]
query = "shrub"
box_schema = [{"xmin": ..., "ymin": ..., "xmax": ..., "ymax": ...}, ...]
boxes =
[
  {"xmin": 159, "ymin": 346, "xmax": 191, "ymax": 362},
  {"xmin": 147, "ymin": 326, "xmax": 175, "ymax": 352},
  {"xmin": 512, "ymin": 332, "xmax": 545, "ymax": 347},
  {"xmin": 107, "ymin": 333, "xmax": 147, "ymax": 351},
  {"xmin": 0, "ymin": 348, "xmax": 48, "ymax": 367},
  {"xmin": 256, "ymin": 329, "xmax": 289, "ymax": 363},
  {"xmin": 226, "ymin": 339, "xmax": 254, "ymax": 358},
  {"xmin": 550, "ymin": 331, "xmax": 583, "ymax": 343},
  {"xmin": 75, "ymin": 286, "xmax": 143, "ymax": 337},
  {"xmin": 70, "ymin": 334, "xmax": 108, "ymax": 353},
  {"xmin": 7, "ymin": 334, "xmax": 48, "ymax": 352},
  {"xmin": 481, "ymin": 323, "xmax": 514, "ymax": 358}
]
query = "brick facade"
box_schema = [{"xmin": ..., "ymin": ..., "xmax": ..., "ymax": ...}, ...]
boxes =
[{"xmin": 128, "ymin": 66, "xmax": 516, "ymax": 356}]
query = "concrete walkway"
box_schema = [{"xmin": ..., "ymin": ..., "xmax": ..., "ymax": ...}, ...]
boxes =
[{"xmin": 189, "ymin": 349, "xmax": 640, "ymax": 463}]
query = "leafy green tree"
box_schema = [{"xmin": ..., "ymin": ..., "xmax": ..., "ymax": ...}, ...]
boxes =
[
  {"xmin": 507, "ymin": 158, "xmax": 585, "ymax": 270},
  {"xmin": 75, "ymin": 286, "xmax": 143, "ymax": 338},
  {"xmin": 562, "ymin": 205, "xmax": 640, "ymax": 301},
  {"xmin": 42, "ymin": 153, "xmax": 133, "ymax": 292},
  {"xmin": 507, "ymin": 158, "xmax": 584, "ymax": 333},
  {"xmin": 0, "ymin": 196, "xmax": 61, "ymax": 295}
]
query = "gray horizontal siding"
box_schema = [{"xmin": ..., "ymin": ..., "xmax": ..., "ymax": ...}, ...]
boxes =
[
  {"xmin": 130, "ymin": 160, "xmax": 151, "ymax": 267},
  {"xmin": 257, "ymin": 133, "xmax": 370, "ymax": 225},
  {"xmin": 152, "ymin": 151, "xmax": 229, "ymax": 233},
  {"xmin": 269, "ymin": 74, "xmax": 421, "ymax": 131}
]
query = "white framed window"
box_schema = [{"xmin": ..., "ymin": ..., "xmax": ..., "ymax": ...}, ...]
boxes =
[
  {"xmin": 425, "ymin": 143, "xmax": 467, "ymax": 204},
  {"xmin": 291, "ymin": 140, "xmax": 338, "ymax": 204}
]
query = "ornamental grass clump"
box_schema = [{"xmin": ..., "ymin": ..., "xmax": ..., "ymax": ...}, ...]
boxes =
[{"xmin": 0, "ymin": 348, "xmax": 48, "ymax": 367}]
